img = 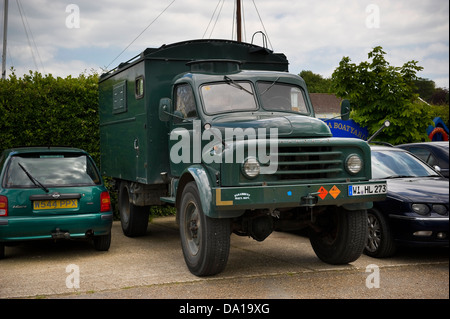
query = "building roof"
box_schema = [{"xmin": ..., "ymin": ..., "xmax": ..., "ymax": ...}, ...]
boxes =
[{"xmin": 309, "ymin": 93, "xmax": 342, "ymax": 115}]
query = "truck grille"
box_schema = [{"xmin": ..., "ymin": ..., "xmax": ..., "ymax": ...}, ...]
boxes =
[{"xmin": 272, "ymin": 145, "xmax": 343, "ymax": 182}]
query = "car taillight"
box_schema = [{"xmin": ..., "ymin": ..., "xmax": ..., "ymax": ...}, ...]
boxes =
[
  {"xmin": 100, "ymin": 191, "xmax": 111, "ymax": 212},
  {"xmin": 0, "ymin": 196, "xmax": 8, "ymax": 216}
]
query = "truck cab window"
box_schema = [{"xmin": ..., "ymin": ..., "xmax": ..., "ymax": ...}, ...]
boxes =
[
  {"xmin": 257, "ymin": 82, "xmax": 308, "ymax": 114},
  {"xmin": 175, "ymin": 84, "xmax": 197, "ymax": 119},
  {"xmin": 201, "ymin": 81, "xmax": 257, "ymax": 114}
]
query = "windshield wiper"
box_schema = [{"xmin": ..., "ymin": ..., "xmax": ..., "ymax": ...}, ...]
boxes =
[
  {"xmin": 223, "ymin": 76, "xmax": 254, "ymax": 95},
  {"xmin": 260, "ymin": 77, "xmax": 280, "ymax": 95},
  {"xmin": 384, "ymin": 175, "xmax": 416, "ymax": 179},
  {"xmin": 18, "ymin": 162, "xmax": 49, "ymax": 193}
]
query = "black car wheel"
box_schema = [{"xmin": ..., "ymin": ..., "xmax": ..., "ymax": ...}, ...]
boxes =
[
  {"xmin": 365, "ymin": 208, "xmax": 396, "ymax": 258},
  {"xmin": 93, "ymin": 232, "xmax": 112, "ymax": 251}
]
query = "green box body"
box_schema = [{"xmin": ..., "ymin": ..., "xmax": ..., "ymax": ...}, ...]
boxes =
[{"xmin": 99, "ymin": 39, "xmax": 385, "ymax": 218}]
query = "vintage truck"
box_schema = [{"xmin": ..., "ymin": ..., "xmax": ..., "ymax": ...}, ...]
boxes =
[{"xmin": 98, "ymin": 39, "xmax": 386, "ymax": 276}]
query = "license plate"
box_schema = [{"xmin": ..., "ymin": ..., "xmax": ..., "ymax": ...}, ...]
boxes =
[
  {"xmin": 33, "ymin": 199, "xmax": 78, "ymax": 210},
  {"xmin": 348, "ymin": 184, "xmax": 387, "ymax": 196}
]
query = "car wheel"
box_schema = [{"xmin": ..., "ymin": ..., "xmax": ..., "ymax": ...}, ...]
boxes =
[
  {"xmin": 119, "ymin": 181, "xmax": 150, "ymax": 237},
  {"xmin": 93, "ymin": 233, "xmax": 111, "ymax": 251},
  {"xmin": 309, "ymin": 207, "xmax": 368, "ymax": 264},
  {"xmin": 364, "ymin": 208, "xmax": 396, "ymax": 258},
  {"xmin": 179, "ymin": 182, "xmax": 230, "ymax": 276},
  {"xmin": 0, "ymin": 243, "xmax": 4, "ymax": 259}
]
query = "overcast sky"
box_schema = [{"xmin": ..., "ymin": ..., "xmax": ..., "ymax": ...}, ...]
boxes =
[{"xmin": 1, "ymin": 0, "xmax": 449, "ymax": 88}]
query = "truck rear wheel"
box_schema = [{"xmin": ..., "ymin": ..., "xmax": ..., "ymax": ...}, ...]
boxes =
[
  {"xmin": 309, "ymin": 207, "xmax": 367, "ymax": 264},
  {"xmin": 179, "ymin": 182, "xmax": 230, "ymax": 276},
  {"xmin": 119, "ymin": 181, "xmax": 149, "ymax": 237}
]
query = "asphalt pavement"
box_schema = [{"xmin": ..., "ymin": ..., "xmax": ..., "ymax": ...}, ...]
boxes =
[{"xmin": 1, "ymin": 216, "xmax": 448, "ymax": 301}]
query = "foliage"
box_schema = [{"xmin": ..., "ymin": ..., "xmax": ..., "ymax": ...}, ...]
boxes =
[
  {"xmin": 0, "ymin": 70, "xmax": 100, "ymax": 163},
  {"xmin": 0, "ymin": 70, "xmax": 176, "ymax": 220},
  {"xmin": 299, "ymin": 70, "xmax": 332, "ymax": 93},
  {"xmin": 414, "ymin": 78, "xmax": 449, "ymax": 106},
  {"xmin": 331, "ymin": 46, "xmax": 434, "ymax": 144},
  {"xmin": 429, "ymin": 104, "xmax": 449, "ymax": 128}
]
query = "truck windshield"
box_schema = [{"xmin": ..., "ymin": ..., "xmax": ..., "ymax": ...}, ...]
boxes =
[
  {"xmin": 257, "ymin": 82, "xmax": 309, "ymax": 114},
  {"xmin": 201, "ymin": 81, "xmax": 257, "ymax": 114}
]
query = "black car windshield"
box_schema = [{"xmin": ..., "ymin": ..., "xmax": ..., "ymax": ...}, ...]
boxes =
[
  {"xmin": 371, "ymin": 149, "xmax": 438, "ymax": 179},
  {"xmin": 257, "ymin": 82, "xmax": 309, "ymax": 114},
  {"xmin": 201, "ymin": 81, "xmax": 257, "ymax": 114},
  {"xmin": 4, "ymin": 154, "xmax": 101, "ymax": 188}
]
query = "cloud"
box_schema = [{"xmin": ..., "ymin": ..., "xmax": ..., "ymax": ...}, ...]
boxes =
[{"xmin": 2, "ymin": 0, "xmax": 448, "ymax": 88}]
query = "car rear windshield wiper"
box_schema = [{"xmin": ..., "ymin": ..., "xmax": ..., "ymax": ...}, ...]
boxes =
[
  {"xmin": 18, "ymin": 162, "xmax": 49, "ymax": 193},
  {"xmin": 223, "ymin": 76, "xmax": 254, "ymax": 95}
]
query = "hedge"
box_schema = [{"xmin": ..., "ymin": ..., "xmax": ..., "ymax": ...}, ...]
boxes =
[
  {"xmin": 0, "ymin": 71, "xmax": 100, "ymax": 163},
  {"xmin": 0, "ymin": 70, "xmax": 176, "ymax": 219}
]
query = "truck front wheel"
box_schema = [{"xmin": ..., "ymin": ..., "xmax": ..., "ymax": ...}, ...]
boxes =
[
  {"xmin": 309, "ymin": 207, "xmax": 368, "ymax": 264},
  {"xmin": 179, "ymin": 182, "xmax": 230, "ymax": 276},
  {"xmin": 119, "ymin": 181, "xmax": 150, "ymax": 237}
]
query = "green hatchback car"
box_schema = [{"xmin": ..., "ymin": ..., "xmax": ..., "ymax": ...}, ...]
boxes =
[{"xmin": 0, "ymin": 147, "xmax": 113, "ymax": 258}]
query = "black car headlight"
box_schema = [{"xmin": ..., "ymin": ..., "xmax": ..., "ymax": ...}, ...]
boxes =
[
  {"xmin": 433, "ymin": 204, "xmax": 448, "ymax": 216},
  {"xmin": 412, "ymin": 203, "xmax": 430, "ymax": 215}
]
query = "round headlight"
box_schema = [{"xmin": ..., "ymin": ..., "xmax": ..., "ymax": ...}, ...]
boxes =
[
  {"xmin": 242, "ymin": 157, "xmax": 260, "ymax": 179},
  {"xmin": 346, "ymin": 154, "xmax": 363, "ymax": 174},
  {"xmin": 412, "ymin": 203, "xmax": 430, "ymax": 216},
  {"xmin": 432, "ymin": 204, "xmax": 448, "ymax": 216}
]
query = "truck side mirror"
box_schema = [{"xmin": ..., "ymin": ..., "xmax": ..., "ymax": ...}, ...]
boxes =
[
  {"xmin": 340, "ymin": 99, "xmax": 350, "ymax": 121},
  {"xmin": 159, "ymin": 98, "xmax": 173, "ymax": 122}
]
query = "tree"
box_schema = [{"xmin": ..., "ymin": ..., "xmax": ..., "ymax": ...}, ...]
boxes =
[
  {"xmin": 331, "ymin": 46, "xmax": 433, "ymax": 144},
  {"xmin": 299, "ymin": 70, "xmax": 332, "ymax": 93},
  {"xmin": 414, "ymin": 78, "xmax": 436, "ymax": 102}
]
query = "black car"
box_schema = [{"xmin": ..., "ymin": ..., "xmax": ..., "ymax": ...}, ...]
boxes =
[
  {"xmin": 365, "ymin": 146, "xmax": 449, "ymax": 258},
  {"xmin": 396, "ymin": 142, "xmax": 449, "ymax": 178}
]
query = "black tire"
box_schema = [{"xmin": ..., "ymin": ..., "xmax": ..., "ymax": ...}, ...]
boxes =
[
  {"xmin": 364, "ymin": 208, "xmax": 396, "ymax": 258},
  {"xmin": 309, "ymin": 207, "xmax": 368, "ymax": 264},
  {"xmin": 93, "ymin": 233, "xmax": 111, "ymax": 251},
  {"xmin": 119, "ymin": 181, "xmax": 149, "ymax": 237},
  {"xmin": 0, "ymin": 243, "xmax": 4, "ymax": 259},
  {"xmin": 179, "ymin": 182, "xmax": 230, "ymax": 276}
]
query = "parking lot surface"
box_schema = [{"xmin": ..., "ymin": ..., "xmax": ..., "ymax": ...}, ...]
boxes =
[{"xmin": 1, "ymin": 217, "xmax": 448, "ymax": 300}]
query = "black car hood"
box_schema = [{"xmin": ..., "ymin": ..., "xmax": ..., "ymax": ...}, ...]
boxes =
[{"xmin": 385, "ymin": 177, "xmax": 449, "ymax": 203}]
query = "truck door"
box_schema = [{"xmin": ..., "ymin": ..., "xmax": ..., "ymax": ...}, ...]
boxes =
[{"xmin": 169, "ymin": 83, "xmax": 198, "ymax": 177}]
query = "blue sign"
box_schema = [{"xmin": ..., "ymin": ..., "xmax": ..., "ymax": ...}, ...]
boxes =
[{"xmin": 321, "ymin": 119, "xmax": 369, "ymax": 140}]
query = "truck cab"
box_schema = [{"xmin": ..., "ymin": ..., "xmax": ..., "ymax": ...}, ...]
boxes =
[{"xmin": 99, "ymin": 39, "xmax": 386, "ymax": 276}]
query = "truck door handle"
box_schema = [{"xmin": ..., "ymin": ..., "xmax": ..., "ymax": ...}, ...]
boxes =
[{"xmin": 133, "ymin": 138, "xmax": 139, "ymax": 151}]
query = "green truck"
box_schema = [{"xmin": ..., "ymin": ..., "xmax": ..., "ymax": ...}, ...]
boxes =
[{"xmin": 99, "ymin": 39, "xmax": 386, "ymax": 276}]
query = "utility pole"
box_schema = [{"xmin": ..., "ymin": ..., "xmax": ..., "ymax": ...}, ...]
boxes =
[
  {"xmin": 2, "ymin": 0, "xmax": 8, "ymax": 79},
  {"xmin": 236, "ymin": 0, "xmax": 242, "ymax": 42}
]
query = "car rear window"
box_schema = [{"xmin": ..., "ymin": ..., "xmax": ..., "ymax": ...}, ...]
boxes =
[{"xmin": 3, "ymin": 154, "xmax": 101, "ymax": 188}]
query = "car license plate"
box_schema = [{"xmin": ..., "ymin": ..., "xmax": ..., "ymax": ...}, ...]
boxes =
[
  {"xmin": 348, "ymin": 184, "xmax": 387, "ymax": 196},
  {"xmin": 33, "ymin": 199, "xmax": 78, "ymax": 210}
]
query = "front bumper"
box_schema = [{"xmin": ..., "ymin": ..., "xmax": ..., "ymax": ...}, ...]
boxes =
[
  {"xmin": 212, "ymin": 180, "xmax": 386, "ymax": 217},
  {"xmin": 389, "ymin": 214, "xmax": 449, "ymax": 246}
]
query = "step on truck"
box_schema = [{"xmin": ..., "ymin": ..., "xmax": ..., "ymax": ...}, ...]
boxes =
[{"xmin": 99, "ymin": 39, "xmax": 387, "ymax": 276}]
